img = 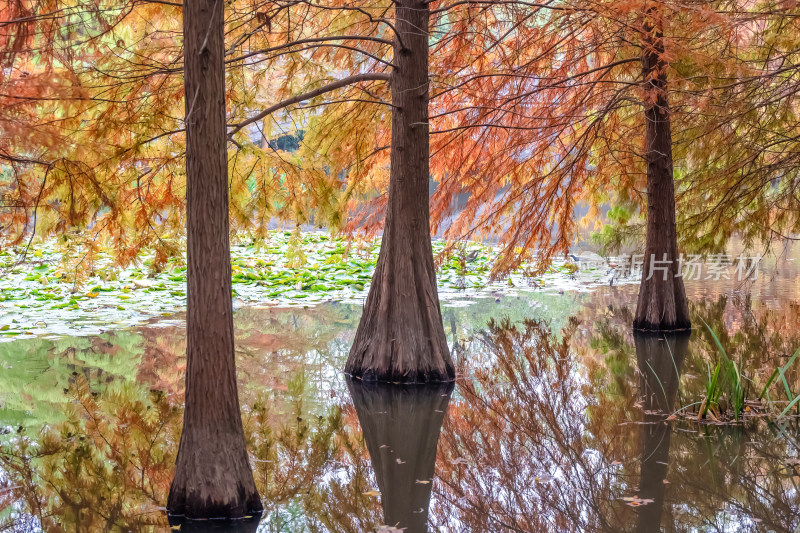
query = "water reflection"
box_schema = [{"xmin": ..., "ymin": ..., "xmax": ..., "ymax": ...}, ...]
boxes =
[
  {"xmin": 633, "ymin": 332, "xmax": 689, "ymax": 533},
  {"xmin": 1, "ymin": 298, "xmax": 800, "ymax": 531},
  {"xmin": 433, "ymin": 319, "xmax": 630, "ymax": 532},
  {"xmin": 348, "ymin": 379, "xmax": 453, "ymax": 532}
]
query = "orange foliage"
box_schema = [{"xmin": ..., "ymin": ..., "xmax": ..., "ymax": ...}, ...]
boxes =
[{"xmin": 1, "ymin": 0, "xmax": 799, "ymax": 271}]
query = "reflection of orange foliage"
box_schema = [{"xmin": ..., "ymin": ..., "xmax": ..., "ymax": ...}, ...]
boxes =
[
  {"xmin": 2, "ymin": 370, "xmax": 349, "ymax": 530},
  {"xmin": 433, "ymin": 319, "xmax": 637, "ymax": 532},
  {"xmin": 1, "ymin": 377, "xmax": 179, "ymax": 530},
  {"xmin": 136, "ymin": 325, "xmax": 187, "ymax": 397},
  {"xmin": 131, "ymin": 304, "xmax": 356, "ymax": 401},
  {"xmin": 4, "ymin": 308, "xmax": 800, "ymax": 531}
]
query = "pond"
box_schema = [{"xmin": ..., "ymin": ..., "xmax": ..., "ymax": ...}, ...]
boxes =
[{"xmin": 1, "ymin": 244, "xmax": 800, "ymax": 532}]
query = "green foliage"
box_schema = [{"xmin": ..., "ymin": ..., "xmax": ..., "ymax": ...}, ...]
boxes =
[
  {"xmin": 698, "ymin": 319, "xmax": 746, "ymax": 420},
  {"xmin": 590, "ymin": 204, "xmax": 643, "ymax": 256},
  {"xmin": 1, "ymin": 231, "xmax": 622, "ymax": 339}
]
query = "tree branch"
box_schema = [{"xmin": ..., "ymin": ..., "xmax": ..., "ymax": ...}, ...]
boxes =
[
  {"xmin": 227, "ymin": 72, "xmax": 391, "ymax": 137},
  {"xmin": 226, "ymin": 35, "xmax": 394, "ymax": 61},
  {"xmin": 228, "ymin": 43, "xmax": 396, "ymax": 69}
]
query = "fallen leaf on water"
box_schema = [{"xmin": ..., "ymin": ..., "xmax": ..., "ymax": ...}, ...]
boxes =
[
  {"xmin": 621, "ymin": 496, "xmax": 654, "ymax": 507},
  {"xmin": 377, "ymin": 525, "xmax": 405, "ymax": 532}
]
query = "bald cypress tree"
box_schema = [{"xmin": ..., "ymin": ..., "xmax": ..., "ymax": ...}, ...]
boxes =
[{"xmin": 167, "ymin": 0, "xmax": 262, "ymax": 519}]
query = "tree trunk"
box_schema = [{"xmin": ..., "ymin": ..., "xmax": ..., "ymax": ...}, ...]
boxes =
[
  {"xmin": 347, "ymin": 378, "xmax": 453, "ymax": 532},
  {"xmin": 167, "ymin": 0, "xmax": 262, "ymax": 520},
  {"xmin": 634, "ymin": 332, "xmax": 689, "ymax": 533},
  {"xmin": 633, "ymin": 7, "xmax": 691, "ymax": 332},
  {"xmin": 345, "ymin": 0, "xmax": 454, "ymax": 382}
]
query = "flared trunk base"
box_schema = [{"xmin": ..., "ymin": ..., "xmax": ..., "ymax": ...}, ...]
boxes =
[
  {"xmin": 168, "ymin": 510, "xmax": 263, "ymax": 531},
  {"xmin": 346, "ymin": 231, "xmax": 455, "ymax": 384},
  {"xmin": 167, "ymin": 479, "xmax": 263, "ymax": 520},
  {"xmin": 633, "ymin": 274, "xmax": 691, "ymax": 332}
]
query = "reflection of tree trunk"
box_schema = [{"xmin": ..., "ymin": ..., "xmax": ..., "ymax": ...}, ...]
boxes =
[
  {"xmin": 347, "ymin": 378, "xmax": 453, "ymax": 532},
  {"xmin": 634, "ymin": 332, "xmax": 689, "ymax": 533},
  {"xmin": 345, "ymin": 0, "xmax": 455, "ymax": 383}
]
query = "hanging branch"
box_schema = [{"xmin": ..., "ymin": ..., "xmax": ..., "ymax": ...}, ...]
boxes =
[{"xmin": 227, "ymin": 72, "xmax": 392, "ymax": 137}]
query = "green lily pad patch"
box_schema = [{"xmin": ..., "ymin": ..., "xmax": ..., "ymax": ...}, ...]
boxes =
[{"xmin": 0, "ymin": 231, "xmax": 629, "ymax": 340}]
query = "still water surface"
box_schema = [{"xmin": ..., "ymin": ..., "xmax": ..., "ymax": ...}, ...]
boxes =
[{"xmin": 1, "ymin": 247, "xmax": 800, "ymax": 532}]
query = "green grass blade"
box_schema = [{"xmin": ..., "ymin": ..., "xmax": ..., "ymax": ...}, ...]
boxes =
[
  {"xmin": 701, "ymin": 318, "xmax": 730, "ymax": 362},
  {"xmin": 760, "ymin": 368, "xmax": 780, "ymax": 400},
  {"xmin": 782, "ymin": 345, "xmax": 800, "ymax": 373},
  {"xmin": 778, "ymin": 394, "xmax": 800, "ymax": 420},
  {"xmin": 779, "ymin": 367, "xmax": 795, "ymax": 402},
  {"xmin": 647, "ymin": 360, "xmax": 669, "ymax": 405},
  {"xmin": 761, "ymin": 346, "xmax": 800, "ymax": 401}
]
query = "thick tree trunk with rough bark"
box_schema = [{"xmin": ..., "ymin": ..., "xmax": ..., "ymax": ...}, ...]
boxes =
[
  {"xmin": 347, "ymin": 378, "xmax": 454, "ymax": 532},
  {"xmin": 345, "ymin": 0, "xmax": 454, "ymax": 382},
  {"xmin": 633, "ymin": 9, "xmax": 691, "ymax": 332},
  {"xmin": 167, "ymin": 0, "xmax": 262, "ymax": 520},
  {"xmin": 634, "ymin": 332, "xmax": 689, "ymax": 533}
]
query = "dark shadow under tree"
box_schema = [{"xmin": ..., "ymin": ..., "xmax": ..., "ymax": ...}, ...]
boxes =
[{"xmin": 634, "ymin": 332, "xmax": 689, "ymax": 532}]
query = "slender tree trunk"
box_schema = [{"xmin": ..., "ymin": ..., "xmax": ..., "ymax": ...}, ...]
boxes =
[
  {"xmin": 633, "ymin": 7, "xmax": 691, "ymax": 332},
  {"xmin": 634, "ymin": 332, "xmax": 689, "ymax": 533},
  {"xmin": 167, "ymin": 0, "xmax": 262, "ymax": 519},
  {"xmin": 345, "ymin": 0, "xmax": 454, "ymax": 382}
]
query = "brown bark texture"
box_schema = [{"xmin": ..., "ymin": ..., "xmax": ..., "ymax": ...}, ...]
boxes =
[
  {"xmin": 633, "ymin": 8, "xmax": 691, "ymax": 332},
  {"xmin": 634, "ymin": 332, "xmax": 689, "ymax": 533},
  {"xmin": 167, "ymin": 0, "xmax": 262, "ymax": 519},
  {"xmin": 345, "ymin": 0, "xmax": 455, "ymax": 382},
  {"xmin": 347, "ymin": 378, "xmax": 454, "ymax": 532}
]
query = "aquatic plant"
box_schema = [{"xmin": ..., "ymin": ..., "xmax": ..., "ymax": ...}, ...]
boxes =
[
  {"xmin": 698, "ymin": 318, "xmax": 746, "ymax": 420},
  {"xmin": 694, "ymin": 319, "xmax": 800, "ymax": 422},
  {"xmin": 760, "ymin": 346, "xmax": 800, "ymax": 420}
]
